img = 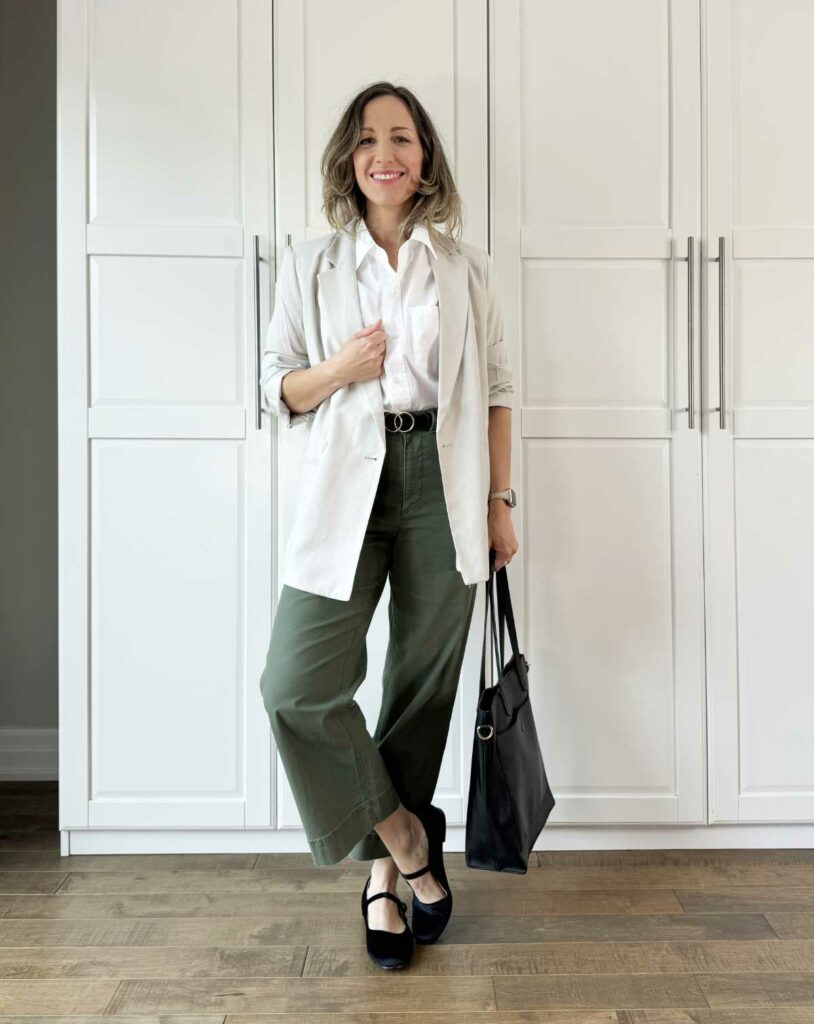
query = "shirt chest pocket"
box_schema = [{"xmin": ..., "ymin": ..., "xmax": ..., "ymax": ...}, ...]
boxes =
[{"xmin": 408, "ymin": 303, "xmax": 440, "ymax": 362}]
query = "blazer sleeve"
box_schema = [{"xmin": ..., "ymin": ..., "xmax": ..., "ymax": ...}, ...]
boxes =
[
  {"xmin": 259, "ymin": 244, "xmax": 317, "ymax": 429},
  {"xmin": 484, "ymin": 251, "xmax": 514, "ymax": 410}
]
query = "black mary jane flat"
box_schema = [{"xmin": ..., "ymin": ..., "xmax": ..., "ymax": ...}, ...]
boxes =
[{"xmin": 361, "ymin": 875, "xmax": 415, "ymax": 969}]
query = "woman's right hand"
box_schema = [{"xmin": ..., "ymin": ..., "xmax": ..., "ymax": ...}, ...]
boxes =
[{"xmin": 328, "ymin": 318, "xmax": 386, "ymax": 386}]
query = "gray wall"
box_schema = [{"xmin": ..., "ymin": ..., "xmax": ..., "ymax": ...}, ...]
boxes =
[{"xmin": 0, "ymin": 0, "xmax": 57, "ymax": 730}]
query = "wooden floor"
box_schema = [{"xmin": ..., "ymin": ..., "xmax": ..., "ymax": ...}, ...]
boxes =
[{"xmin": 1, "ymin": 782, "xmax": 814, "ymax": 1022}]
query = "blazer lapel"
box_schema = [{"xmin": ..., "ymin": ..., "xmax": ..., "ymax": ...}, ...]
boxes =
[
  {"xmin": 432, "ymin": 240, "xmax": 469, "ymax": 430},
  {"xmin": 317, "ymin": 222, "xmax": 469, "ymax": 446}
]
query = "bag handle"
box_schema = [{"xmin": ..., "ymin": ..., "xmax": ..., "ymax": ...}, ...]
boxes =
[
  {"xmin": 479, "ymin": 551, "xmax": 502, "ymax": 697},
  {"xmin": 495, "ymin": 557, "xmax": 521, "ymax": 667},
  {"xmin": 478, "ymin": 550, "xmax": 526, "ymax": 700}
]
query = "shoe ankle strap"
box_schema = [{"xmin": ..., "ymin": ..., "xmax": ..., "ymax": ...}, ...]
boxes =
[
  {"xmin": 400, "ymin": 863, "xmax": 431, "ymax": 881},
  {"xmin": 365, "ymin": 889, "xmax": 407, "ymax": 911}
]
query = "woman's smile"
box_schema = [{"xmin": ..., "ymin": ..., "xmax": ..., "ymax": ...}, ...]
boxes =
[{"xmin": 370, "ymin": 170, "xmax": 406, "ymax": 185}]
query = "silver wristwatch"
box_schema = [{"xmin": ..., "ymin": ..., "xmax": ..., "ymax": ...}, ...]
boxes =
[{"xmin": 488, "ymin": 487, "xmax": 517, "ymax": 508}]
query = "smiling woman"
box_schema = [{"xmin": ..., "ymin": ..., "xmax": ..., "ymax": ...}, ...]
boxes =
[
  {"xmin": 260, "ymin": 80, "xmax": 516, "ymax": 972},
  {"xmin": 319, "ymin": 81, "xmax": 463, "ymax": 254},
  {"xmin": 356, "ymin": 137, "xmax": 418, "ymax": 229}
]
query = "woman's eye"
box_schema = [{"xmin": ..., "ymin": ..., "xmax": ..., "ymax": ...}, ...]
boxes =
[{"xmin": 359, "ymin": 137, "xmax": 411, "ymax": 145}]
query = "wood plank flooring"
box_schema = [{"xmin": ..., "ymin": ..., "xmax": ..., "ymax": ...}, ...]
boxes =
[{"xmin": 1, "ymin": 781, "xmax": 814, "ymax": 1022}]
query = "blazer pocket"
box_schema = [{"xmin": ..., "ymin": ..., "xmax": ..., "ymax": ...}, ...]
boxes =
[{"xmin": 409, "ymin": 303, "xmax": 440, "ymax": 362}]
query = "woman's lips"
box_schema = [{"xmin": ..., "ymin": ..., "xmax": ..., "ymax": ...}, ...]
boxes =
[{"xmin": 370, "ymin": 172, "xmax": 405, "ymax": 186}]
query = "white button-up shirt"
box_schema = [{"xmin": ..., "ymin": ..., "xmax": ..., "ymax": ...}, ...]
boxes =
[{"xmin": 354, "ymin": 217, "xmax": 440, "ymax": 414}]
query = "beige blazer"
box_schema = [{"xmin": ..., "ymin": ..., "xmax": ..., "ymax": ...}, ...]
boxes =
[{"xmin": 260, "ymin": 222, "xmax": 514, "ymax": 601}]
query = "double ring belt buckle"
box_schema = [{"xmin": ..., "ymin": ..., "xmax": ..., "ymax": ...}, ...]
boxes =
[{"xmin": 385, "ymin": 411, "xmax": 416, "ymax": 433}]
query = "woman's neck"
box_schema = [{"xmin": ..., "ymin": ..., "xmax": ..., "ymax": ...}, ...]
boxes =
[{"xmin": 361, "ymin": 203, "xmax": 414, "ymax": 251}]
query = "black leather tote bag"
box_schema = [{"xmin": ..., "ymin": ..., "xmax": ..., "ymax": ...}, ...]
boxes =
[{"xmin": 465, "ymin": 551, "xmax": 556, "ymax": 873}]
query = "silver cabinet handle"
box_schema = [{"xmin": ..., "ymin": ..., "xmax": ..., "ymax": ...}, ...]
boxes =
[
  {"xmin": 255, "ymin": 233, "xmax": 294, "ymax": 429},
  {"xmin": 256, "ymin": 233, "xmax": 293, "ymax": 429},
  {"xmin": 687, "ymin": 235, "xmax": 695, "ymax": 429},
  {"xmin": 676, "ymin": 236, "xmax": 696, "ymax": 429},
  {"xmin": 709, "ymin": 236, "xmax": 726, "ymax": 429},
  {"xmin": 253, "ymin": 234, "xmax": 264, "ymax": 431}
]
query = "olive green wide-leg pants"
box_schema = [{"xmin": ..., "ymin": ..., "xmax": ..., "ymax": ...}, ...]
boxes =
[{"xmin": 259, "ymin": 421, "xmax": 478, "ymax": 865}]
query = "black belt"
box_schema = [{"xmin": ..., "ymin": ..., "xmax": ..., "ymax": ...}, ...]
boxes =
[{"xmin": 384, "ymin": 408, "xmax": 437, "ymax": 433}]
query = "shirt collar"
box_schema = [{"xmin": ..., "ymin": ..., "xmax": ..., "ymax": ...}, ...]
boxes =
[{"xmin": 354, "ymin": 217, "xmax": 437, "ymax": 270}]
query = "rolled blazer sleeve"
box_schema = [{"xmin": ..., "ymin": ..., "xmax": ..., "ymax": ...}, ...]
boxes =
[
  {"xmin": 259, "ymin": 244, "xmax": 317, "ymax": 429},
  {"xmin": 484, "ymin": 251, "xmax": 514, "ymax": 410}
]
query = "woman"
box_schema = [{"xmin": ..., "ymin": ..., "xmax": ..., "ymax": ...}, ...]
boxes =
[{"xmin": 259, "ymin": 82, "xmax": 518, "ymax": 969}]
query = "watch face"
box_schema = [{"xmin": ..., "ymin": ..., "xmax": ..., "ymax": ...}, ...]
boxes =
[{"xmin": 508, "ymin": 488, "xmax": 517, "ymax": 507}]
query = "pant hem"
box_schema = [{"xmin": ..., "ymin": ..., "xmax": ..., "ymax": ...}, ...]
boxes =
[{"xmin": 307, "ymin": 781, "xmax": 402, "ymax": 866}]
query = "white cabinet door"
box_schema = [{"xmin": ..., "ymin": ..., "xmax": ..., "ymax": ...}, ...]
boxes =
[
  {"xmin": 705, "ymin": 0, "xmax": 814, "ymax": 823},
  {"xmin": 494, "ymin": 0, "xmax": 707, "ymax": 825},
  {"xmin": 58, "ymin": 0, "xmax": 274, "ymax": 829},
  {"xmin": 271, "ymin": 0, "xmax": 490, "ymax": 831}
]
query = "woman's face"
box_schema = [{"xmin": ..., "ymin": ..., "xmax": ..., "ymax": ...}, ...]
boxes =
[{"xmin": 352, "ymin": 95, "xmax": 424, "ymax": 215}]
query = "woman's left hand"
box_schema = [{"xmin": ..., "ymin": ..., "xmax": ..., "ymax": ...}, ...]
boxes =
[{"xmin": 487, "ymin": 502, "xmax": 519, "ymax": 572}]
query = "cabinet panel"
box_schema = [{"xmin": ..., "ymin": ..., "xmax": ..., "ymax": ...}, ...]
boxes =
[
  {"xmin": 732, "ymin": 0, "xmax": 814, "ymax": 227},
  {"xmin": 521, "ymin": 0, "xmax": 670, "ymax": 229},
  {"xmin": 526, "ymin": 439, "xmax": 683, "ymax": 822},
  {"xmin": 498, "ymin": 0, "xmax": 706, "ymax": 824},
  {"xmin": 59, "ymin": 0, "xmax": 274, "ymax": 830},
  {"xmin": 89, "ymin": 0, "xmax": 241, "ymax": 224},
  {"xmin": 735, "ymin": 445, "xmax": 814, "ymax": 798},
  {"xmin": 89, "ymin": 255, "xmax": 244, "ymax": 405},
  {"xmin": 706, "ymin": 0, "xmax": 814, "ymax": 823},
  {"xmin": 89, "ymin": 441, "xmax": 245, "ymax": 827},
  {"xmin": 523, "ymin": 260, "xmax": 670, "ymax": 407}
]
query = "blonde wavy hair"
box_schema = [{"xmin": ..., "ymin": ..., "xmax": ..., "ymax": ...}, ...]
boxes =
[{"xmin": 321, "ymin": 81, "xmax": 463, "ymax": 251}]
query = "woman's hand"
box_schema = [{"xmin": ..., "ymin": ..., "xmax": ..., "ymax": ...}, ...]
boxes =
[
  {"xmin": 328, "ymin": 318, "xmax": 386, "ymax": 386},
  {"xmin": 488, "ymin": 502, "xmax": 518, "ymax": 572}
]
